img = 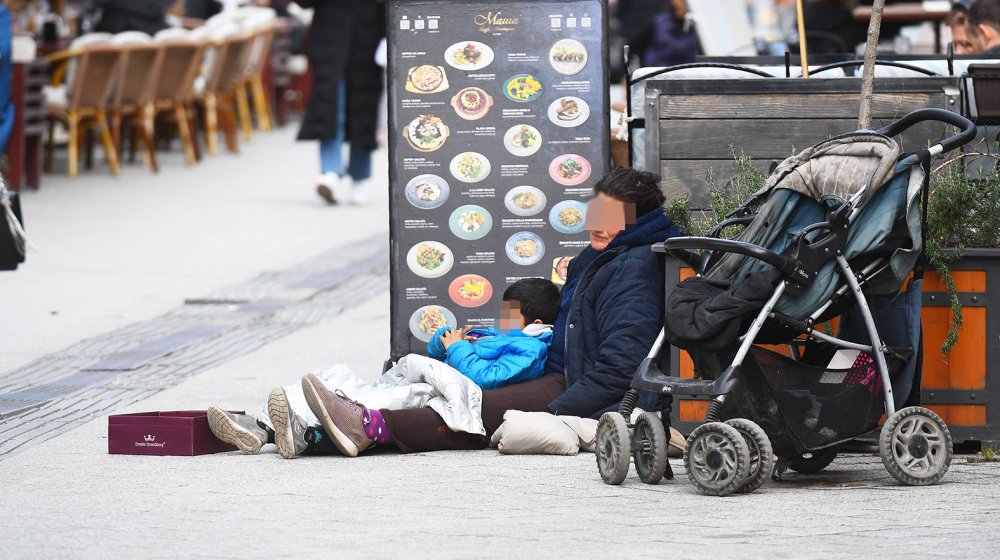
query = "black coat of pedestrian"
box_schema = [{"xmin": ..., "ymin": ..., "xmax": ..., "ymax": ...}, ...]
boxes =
[
  {"xmin": 96, "ymin": 0, "xmax": 169, "ymax": 35},
  {"xmin": 293, "ymin": 0, "xmax": 385, "ymax": 150}
]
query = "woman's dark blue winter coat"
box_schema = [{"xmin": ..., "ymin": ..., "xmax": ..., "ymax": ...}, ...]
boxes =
[{"xmin": 547, "ymin": 210, "xmax": 681, "ymax": 419}]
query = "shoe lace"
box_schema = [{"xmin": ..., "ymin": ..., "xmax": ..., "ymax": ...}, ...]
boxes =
[
  {"xmin": 333, "ymin": 388, "xmax": 366, "ymax": 410},
  {"xmin": 334, "ymin": 389, "xmax": 377, "ymax": 446}
]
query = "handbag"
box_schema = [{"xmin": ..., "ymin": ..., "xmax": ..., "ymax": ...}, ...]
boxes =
[{"xmin": 1, "ymin": 174, "xmax": 27, "ymax": 271}]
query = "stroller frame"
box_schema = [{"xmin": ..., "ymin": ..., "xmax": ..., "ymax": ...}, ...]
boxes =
[{"xmin": 597, "ymin": 109, "xmax": 978, "ymax": 496}]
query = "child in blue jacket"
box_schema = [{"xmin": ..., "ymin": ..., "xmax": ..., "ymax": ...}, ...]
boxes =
[{"xmin": 426, "ymin": 278, "xmax": 559, "ymax": 390}]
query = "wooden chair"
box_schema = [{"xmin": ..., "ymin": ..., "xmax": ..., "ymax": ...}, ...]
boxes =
[
  {"xmin": 239, "ymin": 14, "xmax": 280, "ymax": 138},
  {"xmin": 110, "ymin": 42, "xmax": 163, "ymax": 172},
  {"xmin": 44, "ymin": 44, "xmax": 123, "ymax": 177},
  {"xmin": 198, "ymin": 34, "xmax": 253, "ymax": 154},
  {"xmin": 149, "ymin": 37, "xmax": 206, "ymax": 166}
]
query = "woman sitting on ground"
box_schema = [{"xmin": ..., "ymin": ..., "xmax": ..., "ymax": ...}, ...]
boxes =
[{"xmin": 304, "ymin": 167, "xmax": 682, "ymax": 456}]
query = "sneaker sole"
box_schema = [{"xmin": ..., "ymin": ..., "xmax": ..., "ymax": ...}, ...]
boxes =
[
  {"xmin": 301, "ymin": 376, "xmax": 360, "ymax": 457},
  {"xmin": 207, "ymin": 406, "xmax": 263, "ymax": 454},
  {"xmin": 316, "ymin": 184, "xmax": 336, "ymax": 205},
  {"xmin": 267, "ymin": 387, "xmax": 299, "ymax": 460}
]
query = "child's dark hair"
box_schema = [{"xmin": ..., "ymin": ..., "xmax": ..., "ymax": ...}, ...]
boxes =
[
  {"xmin": 593, "ymin": 166, "xmax": 666, "ymax": 217},
  {"xmin": 502, "ymin": 278, "xmax": 561, "ymax": 325}
]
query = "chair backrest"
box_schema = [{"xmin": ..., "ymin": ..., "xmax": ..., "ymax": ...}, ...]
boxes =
[
  {"xmin": 70, "ymin": 33, "xmax": 114, "ymax": 48},
  {"xmin": 154, "ymin": 39, "xmax": 206, "ymax": 103},
  {"xmin": 68, "ymin": 46, "xmax": 123, "ymax": 109},
  {"xmin": 155, "ymin": 27, "xmax": 190, "ymax": 41},
  {"xmin": 243, "ymin": 25, "xmax": 276, "ymax": 79},
  {"xmin": 218, "ymin": 35, "xmax": 254, "ymax": 91},
  {"xmin": 112, "ymin": 31, "xmax": 153, "ymax": 46},
  {"xmin": 114, "ymin": 44, "xmax": 163, "ymax": 108}
]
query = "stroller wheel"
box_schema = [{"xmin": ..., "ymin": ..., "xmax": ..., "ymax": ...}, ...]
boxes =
[
  {"xmin": 632, "ymin": 411, "xmax": 669, "ymax": 485},
  {"xmin": 725, "ymin": 419, "xmax": 774, "ymax": 494},
  {"xmin": 880, "ymin": 406, "xmax": 953, "ymax": 486},
  {"xmin": 788, "ymin": 446, "xmax": 839, "ymax": 474},
  {"xmin": 596, "ymin": 412, "xmax": 631, "ymax": 485},
  {"xmin": 683, "ymin": 422, "xmax": 751, "ymax": 496}
]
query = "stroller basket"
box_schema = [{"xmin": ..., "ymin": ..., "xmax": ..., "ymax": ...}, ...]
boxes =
[{"xmin": 730, "ymin": 346, "xmax": 899, "ymax": 456}]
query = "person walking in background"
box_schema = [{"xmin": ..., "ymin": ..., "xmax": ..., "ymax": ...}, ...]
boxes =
[
  {"xmin": 947, "ymin": 1, "xmax": 985, "ymax": 54},
  {"xmin": 967, "ymin": 0, "xmax": 1000, "ymax": 55},
  {"xmin": 294, "ymin": 0, "xmax": 385, "ymax": 206},
  {"xmin": 0, "ymin": 3, "xmax": 15, "ymax": 155},
  {"xmin": 626, "ymin": 0, "xmax": 697, "ymax": 68}
]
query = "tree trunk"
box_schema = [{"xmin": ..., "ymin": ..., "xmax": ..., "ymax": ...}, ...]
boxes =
[{"xmin": 858, "ymin": 0, "xmax": 887, "ymax": 129}]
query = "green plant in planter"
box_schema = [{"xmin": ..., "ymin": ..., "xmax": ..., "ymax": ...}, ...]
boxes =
[
  {"xmin": 665, "ymin": 148, "xmax": 765, "ymax": 239},
  {"xmin": 926, "ymin": 157, "xmax": 1000, "ymax": 353}
]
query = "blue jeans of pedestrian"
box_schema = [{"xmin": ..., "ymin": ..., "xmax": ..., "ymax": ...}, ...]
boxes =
[{"xmin": 319, "ymin": 82, "xmax": 372, "ymax": 181}]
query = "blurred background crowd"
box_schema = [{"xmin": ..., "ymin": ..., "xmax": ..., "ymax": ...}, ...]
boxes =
[{"xmin": 0, "ymin": 0, "xmax": 995, "ymax": 195}]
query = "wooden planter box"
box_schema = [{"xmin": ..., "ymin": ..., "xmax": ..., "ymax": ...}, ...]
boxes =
[{"xmin": 663, "ymin": 250, "xmax": 1000, "ymax": 449}]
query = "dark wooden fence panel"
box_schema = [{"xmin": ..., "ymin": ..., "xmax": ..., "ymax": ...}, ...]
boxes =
[{"xmin": 643, "ymin": 77, "xmax": 962, "ymax": 209}]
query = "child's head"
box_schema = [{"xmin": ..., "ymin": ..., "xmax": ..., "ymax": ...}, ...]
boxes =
[{"xmin": 499, "ymin": 278, "xmax": 560, "ymax": 330}]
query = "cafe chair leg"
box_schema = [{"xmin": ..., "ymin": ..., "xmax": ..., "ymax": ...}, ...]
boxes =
[
  {"xmin": 235, "ymin": 87, "xmax": 252, "ymax": 142},
  {"xmin": 44, "ymin": 120, "xmax": 56, "ymax": 173},
  {"xmin": 67, "ymin": 112, "xmax": 79, "ymax": 178},
  {"xmin": 174, "ymin": 104, "xmax": 198, "ymax": 166},
  {"xmin": 204, "ymin": 94, "xmax": 219, "ymax": 156},
  {"xmin": 136, "ymin": 108, "xmax": 158, "ymax": 174},
  {"xmin": 250, "ymin": 78, "xmax": 272, "ymax": 132},
  {"xmin": 97, "ymin": 108, "xmax": 121, "ymax": 176}
]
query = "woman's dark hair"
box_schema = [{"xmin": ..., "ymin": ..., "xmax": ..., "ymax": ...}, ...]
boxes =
[
  {"xmin": 502, "ymin": 278, "xmax": 561, "ymax": 325},
  {"xmin": 593, "ymin": 166, "xmax": 666, "ymax": 217}
]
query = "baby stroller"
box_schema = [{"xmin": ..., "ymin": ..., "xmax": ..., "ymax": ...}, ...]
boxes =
[{"xmin": 595, "ymin": 108, "xmax": 978, "ymax": 496}]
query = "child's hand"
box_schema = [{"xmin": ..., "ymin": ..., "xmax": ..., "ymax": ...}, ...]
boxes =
[{"xmin": 440, "ymin": 326, "xmax": 471, "ymax": 349}]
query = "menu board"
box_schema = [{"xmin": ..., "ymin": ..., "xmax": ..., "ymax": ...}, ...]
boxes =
[{"xmin": 388, "ymin": 0, "xmax": 609, "ymax": 358}]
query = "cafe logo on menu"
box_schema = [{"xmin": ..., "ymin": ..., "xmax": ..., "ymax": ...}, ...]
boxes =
[{"xmin": 474, "ymin": 10, "xmax": 520, "ymax": 34}]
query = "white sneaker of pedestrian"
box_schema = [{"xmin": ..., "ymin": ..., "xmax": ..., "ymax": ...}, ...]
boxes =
[
  {"xmin": 350, "ymin": 181, "xmax": 370, "ymax": 205},
  {"xmin": 316, "ymin": 172, "xmax": 340, "ymax": 205},
  {"xmin": 332, "ymin": 174, "xmax": 352, "ymax": 205}
]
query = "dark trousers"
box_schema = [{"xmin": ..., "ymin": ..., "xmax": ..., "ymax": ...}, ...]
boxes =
[{"xmin": 381, "ymin": 373, "xmax": 566, "ymax": 453}]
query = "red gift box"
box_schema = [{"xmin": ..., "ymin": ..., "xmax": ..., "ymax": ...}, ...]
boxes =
[{"xmin": 108, "ymin": 410, "xmax": 244, "ymax": 456}]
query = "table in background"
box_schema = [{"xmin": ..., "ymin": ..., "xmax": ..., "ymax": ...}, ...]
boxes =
[{"xmin": 852, "ymin": 2, "xmax": 951, "ymax": 53}]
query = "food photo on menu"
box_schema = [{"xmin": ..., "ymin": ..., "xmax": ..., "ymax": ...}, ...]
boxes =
[{"xmin": 389, "ymin": 0, "xmax": 607, "ymax": 352}]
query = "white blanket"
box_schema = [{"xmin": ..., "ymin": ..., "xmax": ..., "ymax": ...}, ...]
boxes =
[{"xmin": 260, "ymin": 354, "xmax": 485, "ymax": 435}]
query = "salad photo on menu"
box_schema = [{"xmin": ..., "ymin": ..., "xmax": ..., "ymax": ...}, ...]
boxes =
[
  {"xmin": 503, "ymin": 124, "xmax": 542, "ymax": 157},
  {"xmin": 404, "ymin": 115, "xmax": 450, "ymax": 152}
]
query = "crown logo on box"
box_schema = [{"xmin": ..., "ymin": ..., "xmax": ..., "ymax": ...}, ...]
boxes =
[{"xmin": 144, "ymin": 434, "xmax": 156, "ymax": 442}]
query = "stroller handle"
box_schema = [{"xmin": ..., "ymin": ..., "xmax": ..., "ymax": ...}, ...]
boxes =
[
  {"xmin": 656, "ymin": 237, "xmax": 800, "ymax": 278},
  {"xmin": 874, "ymin": 108, "xmax": 977, "ymax": 156}
]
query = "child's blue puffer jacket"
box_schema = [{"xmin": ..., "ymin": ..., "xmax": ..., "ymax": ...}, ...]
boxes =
[{"xmin": 426, "ymin": 326, "xmax": 552, "ymax": 390}]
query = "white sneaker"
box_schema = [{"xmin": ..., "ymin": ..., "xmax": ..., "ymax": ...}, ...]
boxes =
[
  {"xmin": 332, "ymin": 175, "xmax": 352, "ymax": 204},
  {"xmin": 316, "ymin": 172, "xmax": 340, "ymax": 205},
  {"xmin": 351, "ymin": 182, "xmax": 370, "ymax": 205}
]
